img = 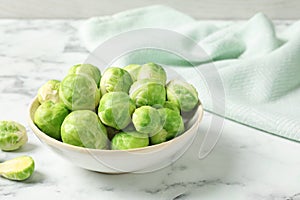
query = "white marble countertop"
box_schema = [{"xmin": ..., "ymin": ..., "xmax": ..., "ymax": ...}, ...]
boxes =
[{"xmin": 0, "ymin": 20, "xmax": 299, "ymax": 200}]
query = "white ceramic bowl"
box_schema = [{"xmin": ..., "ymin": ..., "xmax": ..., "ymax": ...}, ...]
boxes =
[{"xmin": 29, "ymin": 97, "xmax": 203, "ymax": 174}]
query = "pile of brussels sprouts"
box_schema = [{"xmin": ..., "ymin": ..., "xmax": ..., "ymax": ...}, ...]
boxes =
[{"xmin": 34, "ymin": 63, "xmax": 199, "ymax": 150}]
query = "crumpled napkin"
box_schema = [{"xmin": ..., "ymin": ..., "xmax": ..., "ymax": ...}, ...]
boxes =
[{"xmin": 80, "ymin": 5, "xmax": 300, "ymax": 142}]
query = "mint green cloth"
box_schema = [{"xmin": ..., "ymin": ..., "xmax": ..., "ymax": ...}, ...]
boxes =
[{"xmin": 80, "ymin": 5, "xmax": 300, "ymax": 142}]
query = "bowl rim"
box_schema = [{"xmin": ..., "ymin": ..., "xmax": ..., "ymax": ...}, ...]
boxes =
[{"xmin": 28, "ymin": 96, "xmax": 204, "ymax": 153}]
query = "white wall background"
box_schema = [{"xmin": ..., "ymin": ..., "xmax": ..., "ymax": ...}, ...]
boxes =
[{"xmin": 0, "ymin": 0, "xmax": 299, "ymax": 19}]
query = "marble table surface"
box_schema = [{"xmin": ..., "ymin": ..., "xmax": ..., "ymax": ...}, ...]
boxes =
[{"xmin": 0, "ymin": 19, "xmax": 299, "ymax": 200}]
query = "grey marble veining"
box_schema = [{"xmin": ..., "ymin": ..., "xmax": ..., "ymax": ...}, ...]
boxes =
[{"xmin": 0, "ymin": 19, "xmax": 299, "ymax": 200}]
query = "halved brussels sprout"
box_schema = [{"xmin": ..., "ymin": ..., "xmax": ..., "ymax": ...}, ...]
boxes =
[
  {"xmin": 136, "ymin": 63, "xmax": 167, "ymax": 84},
  {"xmin": 59, "ymin": 74, "xmax": 100, "ymax": 111},
  {"xmin": 158, "ymin": 108, "xmax": 184, "ymax": 140},
  {"xmin": 0, "ymin": 156, "xmax": 34, "ymax": 181},
  {"xmin": 111, "ymin": 132, "xmax": 149, "ymax": 150},
  {"xmin": 37, "ymin": 80, "xmax": 60, "ymax": 104},
  {"xmin": 98, "ymin": 92, "xmax": 136, "ymax": 130},
  {"xmin": 100, "ymin": 67, "xmax": 133, "ymax": 95},
  {"xmin": 150, "ymin": 129, "xmax": 168, "ymax": 145},
  {"xmin": 166, "ymin": 79, "xmax": 199, "ymax": 112},
  {"xmin": 0, "ymin": 121, "xmax": 27, "ymax": 151},
  {"xmin": 130, "ymin": 79, "xmax": 166, "ymax": 107},
  {"xmin": 123, "ymin": 64, "xmax": 142, "ymax": 82},
  {"xmin": 34, "ymin": 101, "xmax": 69, "ymax": 140},
  {"xmin": 68, "ymin": 63, "xmax": 101, "ymax": 87},
  {"xmin": 132, "ymin": 106, "xmax": 163, "ymax": 135},
  {"xmin": 61, "ymin": 110, "xmax": 108, "ymax": 149}
]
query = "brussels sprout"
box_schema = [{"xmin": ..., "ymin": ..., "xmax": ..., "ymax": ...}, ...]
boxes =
[
  {"xmin": 164, "ymin": 101, "xmax": 180, "ymax": 113},
  {"xmin": 61, "ymin": 110, "xmax": 108, "ymax": 149},
  {"xmin": 158, "ymin": 108, "xmax": 184, "ymax": 140},
  {"xmin": 98, "ymin": 92, "xmax": 136, "ymax": 130},
  {"xmin": 136, "ymin": 63, "xmax": 167, "ymax": 84},
  {"xmin": 38, "ymin": 80, "xmax": 60, "ymax": 104},
  {"xmin": 0, "ymin": 156, "xmax": 34, "ymax": 181},
  {"xmin": 100, "ymin": 67, "xmax": 133, "ymax": 95},
  {"xmin": 132, "ymin": 106, "xmax": 163, "ymax": 135},
  {"xmin": 150, "ymin": 129, "xmax": 168, "ymax": 145},
  {"xmin": 123, "ymin": 64, "xmax": 142, "ymax": 82},
  {"xmin": 68, "ymin": 63, "xmax": 101, "ymax": 87},
  {"xmin": 166, "ymin": 79, "xmax": 199, "ymax": 112},
  {"xmin": 130, "ymin": 79, "xmax": 166, "ymax": 107},
  {"xmin": 59, "ymin": 74, "xmax": 100, "ymax": 111},
  {"xmin": 0, "ymin": 121, "xmax": 27, "ymax": 151},
  {"xmin": 111, "ymin": 132, "xmax": 149, "ymax": 150},
  {"xmin": 34, "ymin": 101, "xmax": 69, "ymax": 140}
]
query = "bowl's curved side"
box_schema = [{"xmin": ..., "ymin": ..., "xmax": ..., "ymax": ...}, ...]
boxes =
[{"xmin": 28, "ymin": 97, "xmax": 203, "ymax": 173}]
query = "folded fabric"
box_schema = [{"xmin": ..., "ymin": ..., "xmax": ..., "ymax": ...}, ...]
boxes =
[{"xmin": 80, "ymin": 5, "xmax": 300, "ymax": 142}]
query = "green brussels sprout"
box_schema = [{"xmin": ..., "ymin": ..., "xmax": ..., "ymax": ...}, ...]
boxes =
[
  {"xmin": 61, "ymin": 110, "xmax": 108, "ymax": 149},
  {"xmin": 0, "ymin": 121, "xmax": 27, "ymax": 151},
  {"xmin": 132, "ymin": 106, "xmax": 163, "ymax": 135},
  {"xmin": 136, "ymin": 63, "xmax": 167, "ymax": 84},
  {"xmin": 59, "ymin": 74, "xmax": 100, "ymax": 111},
  {"xmin": 150, "ymin": 129, "xmax": 168, "ymax": 145},
  {"xmin": 100, "ymin": 67, "xmax": 133, "ymax": 95},
  {"xmin": 68, "ymin": 63, "xmax": 101, "ymax": 87},
  {"xmin": 98, "ymin": 92, "xmax": 136, "ymax": 130},
  {"xmin": 164, "ymin": 101, "xmax": 180, "ymax": 113},
  {"xmin": 123, "ymin": 64, "xmax": 142, "ymax": 82},
  {"xmin": 111, "ymin": 132, "xmax": 149, "ymax": 150},
  {"xmin": 166, "ymin": 79, "xmax": 199, "ymax": 112},
  {"xmin": 158, "ymin": 108, "xmax": 184, "ymax": 140},
  {"xmin": 34, "ymin": 101, "xmax": 69, "ymax": 140},
  {"xmin": 38, "ymin": 80, "xmax": 60, "ymax": 104},
  {"xmin": 0, "ymin": 156, "xmax": 35, "ymax": 181},
  {"xmin": 130, "ymin": 79, "xmax": 166, "ymax": 107}
]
